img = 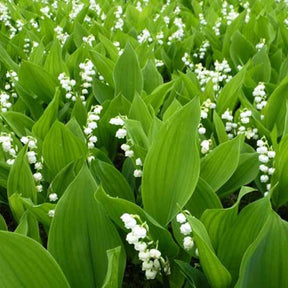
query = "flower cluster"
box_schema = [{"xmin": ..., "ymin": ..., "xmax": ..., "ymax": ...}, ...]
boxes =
[
  {"xmin": 221, "ymin": 109, "xmax": 258, "ymax": 140},
  {"xmin": 176, "ymin": 213, "xmax": 198, "ymax": 255},
  {"xmin": 109, "ymin": 116, "xmax": 127, "ymax": 139},
  {"xmin": 213, "ymin": 18, "xmax": 222, "ymax": 36},
  {"xmin": 222, "ymin": 2, "xmax": 239, "ymax": 25},
  {"xmin": 79, "ymin": 59, "xmax": 96, "ymax": 103},
  {"xmin": 252, "ymin": 82, "xmax": 267, "ymax": 116},
  {"xmin": 54, "ymin": 26, "xmax": 69, "ymax": 46},
  {"xmin": 200, "ymin": 139, "xmax": 212, "ymax": 154},
  {"xmin": 0, "ymin": 91, "xmax": 12, "ymax": 113},
  {"xmin": 113, "ymin": 6, "xmax": 124, "ymax": 31},
  {"xmin": 0, "ymin": 132, "xmax": 18, "ymax": 165},
  {"xmin": 243, "ymin": 2, "xmax": 251, "ymax": 23},
  {"xmin": 120, "ymin": 213, "xmax": 170, "ymax": 280},
  {"xmin": 84, "ymin": 105, "xmax": 102, "ymax": 149},
  {"xmin": 83, "ymin": 35, "xmax": 95, "ymax": 46},
  {"xmin": 21, "ymin": 136, "xmax": 44, "ymax": 192},
  {"xmin": 58, "ymin": 73, "xmax": 77, "ymax": 101},
  {"xmin": 256, "ymin": 39, "xmax": 266, "ymax": 51},
  {"xmin": 194, "ymin": 59, "xmax": 232, "ymax": 92},
  {"xmin": 181, "ymin": 52, "xmax": 194, "ymax": 69},
  {"xmin": 200, "ymin": 98, "xmax": 216, "ymax": 120},
  {"xmin": 256, "ymin": 138, "xmax": 276, "ymax": 196},
  {"xmin": 167, "ymin": 17, "xmax": 185, "ymax": 44},
  {"xmin": 199, "ymin": 40, "xmax": 210, "ymax": 60},
  {"xmin": 133, "ymin": 158, "xmax": 143, "ymax": 178},
  {"xmin": 137, "ymin": 29, "xmax": 153, "ymax": 44}
]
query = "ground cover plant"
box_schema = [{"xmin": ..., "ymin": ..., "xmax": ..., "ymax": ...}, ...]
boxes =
[{"xmin": 1, "ymin": 0, "xmax": 288, "ymax": 287}]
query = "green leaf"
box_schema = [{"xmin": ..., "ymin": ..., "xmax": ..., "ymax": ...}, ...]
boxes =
[
  {"xmin": 2, "ymin": 112, "xmax": 34, "ymax": 138},
  {"xmin": 201, "ymin": 187, "xmax": 256, "ymax": 251},
  {"xmin": 7, "ymin": 146, "xmax": 37, "ymax": 218},
  {"xmin": 42, "ymin": 121, "xmax": 87, "ymax": 178},
  {"xmin": 265, "ymin": 76, "xmax": 288, "ymax": 135},
  {"xmin": 21, "ymin": 198, "xmax": 55, "ymax": 230},
  {"xmin": 271, "ymin": 134, "xmax": 288, "ymax": 207},
  {"xmin": 175, "ymin": 260, "xmax": 210, "ymax": 288},
  {"xmin": 48, "ymin": 165, "xmax": 125, "ymax": 288},
  {"xmin": 90, "ymin": 50, "xmax": 115, "ymax": 87},
  {"xmin": 216, "ymin": 197, "xmax": 272, "ymax": 285},
  {"xmin": 0, "ymin": 231, "xmax": 70, "ymax": 287},
  {"xmin": 44, "ymin": 40, "xmax": 69, "ymax": 78},
  {"xmin": 213, "ymin": 111, "xmax": 229, "ymax": 143},
  {"xmin": 18, "ymin": 61, "xmax": 56, "ymax": 103},
  {"xmin": 32, "ymin": 90, "xmax": 59, "ymax": 140},
  {"xmin": 114, "ymin": 43, "xmax": 143, "ymax": 101},
  {"xmin": 186, "ymin": 215, "xmax": 232, "ymax": 288},
  {"xmin": 142, "ymin": 59, "xmax": 163, "ymax": 94},
  {"xmin": 216, "ymin": 64, "xmax": 248, "ymax": 115},
  {"xmin": 230, "ymin": 31, "xmax": 255, "ymax": 67},
  {"xmin": 102, "ymin": 247, "xmax": 123, "ymax": 288},
  {"xmin": 235, "ymin": 212, "xmax": 288, "ymax": 288},
  {"xmin": 129, "ymin": 94, "xmax": 153, "ymax": 135},
  {"xmin": 96, "ymin": 186, "xmax": 179, "ymax": 258},
  {"xmin": 144, "ymin": 81, "xmax": 174, "ymax": 113},
  {"xmin": 0, "ymin": 214, "xmax": 7, "ymax": 231},
  {"xmin": 200, "ymin": 135, "xmax": 243, "ymax": 192},
  {"xmin": 90, "ymin": 159, "xmax": 135, "ymax": 202},
  {"xmin": 142, "ymin": 98, "xmax": 200, "ymax": 226},
  {"xmin": 185, "ymin": 178, "xmax": 222, "ymax": 219},
  {"xmin": 14, "ymin": 210, "xmax": 41, "ymax": 243},
  {"xmin": 217, "ymin": 152, "xmax": 259, "ymax": 197}
]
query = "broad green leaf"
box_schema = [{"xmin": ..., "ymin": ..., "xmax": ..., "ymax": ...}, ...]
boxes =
[
  {"xmin": 185, "ymin": 177, "xmax": 222, "ymax": 219},
  {"xmin": 96, "ymin": 186, "xmax": 179, "ymax": 258},
  {"xmin": 0, "ymin": 214, "xmax": 7, "ymax": 231},
  {"xmin": 186, "ymin": 215, "xmax": 232, "ymax": 288},
  {"xmin": 144, "ymin": 81, "xmax": 174, "ymax": 113},
  {"xmin": 98, "ymin": 34, "xmax": 119, "ymax": 62},
  {"xmin": 18, "ymin": 61, "xmax": 56, "ymax": 103},
  {"xmin": 71, "ymin": 97, "xmax": 87, "ymax": 128},
  {"xmin": 14, "ymin": 82, "xmax": 43, "ymax": 120},
  {"xmin": 90, "ymin": 50, "xmax": 115, "ymax": 87},
  {"xmin": 129, "ymin": 94, "xmax": 152, "ymax": 135},
  {"xmin": 163, "ymin": 98, "xmax": 182, "ymax": 121},
  {"xmin": 216, "ymin": 64, "xmax": 248, "ymax": 115},
  {"xmin": 47, "ymin": 160, "xmax": 82, "ymax": 199},
  {"xmin": 142, "ymin": 98, "xmax": 200, "ymax": 226},
  {"xmin": 230, "ymin": 31, "xmax": 255, "ymax": 67},
  {"xmin": 217, "ymin": 153, "xmax": 259, "ymax": 197},
  {"xmin": 114, "ymin": 43, "xmax": 143, "ymax": 101},
  {"xmin": 213, "ymin": 111, "xmax": 229, "ymax": 143},
  {"xmin": 21, "ymin": 198, "xmax": 55, "ymax": 230},
  {"xmin": 32, "ymin": 90, "xmax": 59, "ymax": 140},
  {"xmin": 200, "ymin": 135, "xmax": 243, "ymax": 192},
  {"xmin": 48, "ymin": 165, "xmax": 125, "ymax": 288},
  {"xmin": 44, "ymin": 40, "xmax": 69, "ymax": 78},
  {"xmin": 124, "ymin": 119, "xmax": 149, "ymax": 150},
  {"xmin": 265, "ymin": 76, "xmax": 288, "ymax": 135},
  {"xmin": 0, "ymin": 43, "xmax": 19, "ymax": 71},
  {"xmin": 7, "ymin": 146, "xmax": 37, "ymax": 216},
  {"xmin": 0, "ymin": 231, "xmax": 70, "ymax": 288},
  {"xmin": 102, "ymin": 247, "xmax": 123, "ymax": 288},
  {"xmin": 142, "ymin": 59, "xmax": 163, "ymax": 94},
  {"xmin": 235, "ymin": 212, "xmax": 288, "ymax": 288},
  {"xmin": 216, "ymin": 197, "xmax": 272, "ymax": 285},
  {"xmin": 90, "ymin": 159, "xmax": 135, "ymax": 202},
  {"xmin": 174, "ymin": 260, "xmax": 210, "ymax": 288},
  {"xmin": 14, "ymin": 210, "xmax": 41, "ymax": 243},
  {"xmin": 271, "ymin": 134, "xmax": 288, "ymax": 207},
  {"xmin": 0, "ymin": 161, "xmax": 10, "ymax": 188},
  {"xmin": 201, "ymin": 187, "xmax": 255, "ymax": 251},
  {"xmin": 97, "ymin": 95, "xmax": 131, "ymax": 158},
  {"xmin": 2, "ymin": 111, "xmax": 34, "ymax": 138},
  {"xmin": 42, "ymin": 121, "xmax": 87, "ymax": 178}
]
